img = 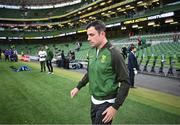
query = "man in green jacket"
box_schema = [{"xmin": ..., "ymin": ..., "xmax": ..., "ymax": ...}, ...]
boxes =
[
  {"xmin": 70, "ymin": 20, "xmax": 130, "ymax": 124},
  {"xmin": 45, "ymin": 45, "xmax": 54, "ymax": 74}
]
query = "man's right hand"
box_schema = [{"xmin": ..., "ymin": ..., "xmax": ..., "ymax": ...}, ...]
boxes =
[{"xmin": 70, "ymin": 88, "xmax": 79, "ymax": 98}]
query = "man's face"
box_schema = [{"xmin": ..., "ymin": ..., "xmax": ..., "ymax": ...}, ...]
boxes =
[
  {"xmin": 87, "ymin": 27, "xmax": 103, "ymax": 48},
  {"xmin": 132, "ymin": 47, "xmax": 137, "ymax": 53}
]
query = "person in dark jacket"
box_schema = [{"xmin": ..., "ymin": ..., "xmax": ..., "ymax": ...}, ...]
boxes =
[
  {"xmin": 121, "ymin": 46, "xmax": 127, "ymax": 59},
  {"xmin": 128, "ymin": 44, "xmax": 139, "ymax": 88},
  {"xmin": 70, "ymin": 20, "xmax": 130, "ymax": 124},
  {"xmin": 45, "ymin": 46, "xmax": 54, "ymax": 74}
]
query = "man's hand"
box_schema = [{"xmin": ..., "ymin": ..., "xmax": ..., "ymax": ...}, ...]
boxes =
[
  {"xmin": 134, "ymin": 70, "xmax": 138, "ymax": 74},
  {"xmin": 70, "ymin": 88, "xmax": 79, "ymax": 98},
  {"xmin": 102, "ymin": 106, "xmax": 117, "ymax": 123},
  {"xmin": 133, "ymin": 68, "xmax": 138, "ymax": 74}
]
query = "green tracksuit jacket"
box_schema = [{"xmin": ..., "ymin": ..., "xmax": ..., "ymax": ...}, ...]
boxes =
[
  {"xmin": 46, "ymin": 48, "xmax": 54, "ymax": 61},
  {"xmin": 76, "ymin": 42, "xmax": 130, "ymax": 110}
]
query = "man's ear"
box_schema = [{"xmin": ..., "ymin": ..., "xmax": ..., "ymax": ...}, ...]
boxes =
[{"xmin": 101, "ymin": 31, "xmax": 106, "ymax": 36}]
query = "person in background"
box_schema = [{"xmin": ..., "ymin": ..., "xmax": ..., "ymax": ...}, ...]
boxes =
[
  {"xmin": 9, "ymin": 48, "xmax": 14, "ymax": 62},
  {"xmin": 61, "ymin": 50, "xmax": 65, "ymax": 68},
  {"xmin": 13, "ymin": 49, "xmax": 18, "ymax": 62},
  {"xmin": 70, "ymin": 20, "xmax": 130, "ymax": 124},
  {"xmin": 128, "ymin": 44, "xmax": 139, "ymax": 88},
  {"xmin": 45, "ymin": 45, "xmax": 54, "ymax": 74},
  {"xmin": 121, "ymin": 46, "xmax": 127, "ymax": 59},
  {"xmin": 4, "ymin": 49, "xmax": 9, "ymax": 61},
  {"xmin": 38, "ymin": 47, "xmax": 47, "ymax": 72}
]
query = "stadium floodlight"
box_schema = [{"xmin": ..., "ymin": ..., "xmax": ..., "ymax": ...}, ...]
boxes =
[
  {"xmin": 100, "ymin": 2, "xmax": 106, "ymax": 6},
  {"xmin": 68, "ymin": 23, "xmax": 74, "ymax": 27},
  {"xmin": 0, "ymin": 37, "xmax": 6, "ymax": 39},
  {"xmin": 152, "ymin": 0, "xmax": 159, "ymax": 2},
  {"xmin": 58, "ymin": 24, "xmax": 64, "ymax": 28},
  {"xmin": 101, "ymin": 12, "xmax": 105, "ymax": 15},
  {"xmin": 165, "ymin": 18, "xmax": 174, "ymax": 23},
  {"xmin": 117, "ymin": 7, "xmax": 121, "ymax": 10},
  {"xmin": 47, "ymin": 25, "xmax": 52, "ymax": 28},
  {"xmin": 170, "ymin": 22, "xmax": 178, "ymax": 25},
  {"xmin": 87, "ymin": 7, "xmax": 92, "ymax": 10},
  {"xmin": 125, "ymin": 5, "xmax": 130, "ymax": 8},
  {"xmin": 121, "ymin": 26, "xmax": 126, "ymax": 30},
  {"xmin": 132, "ymin": 24, "xmax": 138, "ymax": 28},
  {"xmin": 148, "ymin": 21, "xmax": 155, "ymax": 26},
  {"xmin": 153, "ymin": 24, "xmax": 160, "ymax": 27},
  {"xmin": 137, "ymin": 1, "xmax": 143, "ymax": 4},
  {"xmin": 107, "ymin": 0, "xmax": 112, "ymax": 3},
  {"xmin": 89, "ymin": 16, "xmax": 96, "ymax": 20},
  {"xmin": 137, "ymin": 2, "xmax": 146, "ymax": 6},
  {"xmin": 138, "ymin": 26, "xmax": 143, "ymax": 29},
  {"xmin": 108, "ymin": 11, "xmax": 112, "ymax": 13},
  {"xmin": 128, "ymin": 6, "xmax": 134, "ymax": 9}
]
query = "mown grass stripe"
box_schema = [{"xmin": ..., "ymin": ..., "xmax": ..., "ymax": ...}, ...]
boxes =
[{"xmin": 0, "ymin": 61, "xmax": 179, "ymax": 124}]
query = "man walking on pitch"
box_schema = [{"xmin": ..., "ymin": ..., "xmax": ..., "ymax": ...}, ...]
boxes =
[{"xmin": 70, "ymin": 20, "xmax": 130, "ymax": 124}]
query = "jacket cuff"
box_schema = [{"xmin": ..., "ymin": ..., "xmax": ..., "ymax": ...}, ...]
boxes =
[
  {"xmin": 76, "ymin": 81, "xmax": 83, "ymax": 90},
  {"xmin": 112, "ymin": 103, "xmax": 121, "ymax": 110}
]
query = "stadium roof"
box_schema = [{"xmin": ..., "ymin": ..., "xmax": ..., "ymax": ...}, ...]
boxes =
[{"xmin": 0, "ymin": 0, "xmax": 77, "ymax": 6}]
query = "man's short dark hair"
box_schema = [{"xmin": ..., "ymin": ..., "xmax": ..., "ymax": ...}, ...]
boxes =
[
  {"xmin": 86, "ymin": 20, "xmax": 106, "ymax": 34},
  {"xmin": 130, "ymin": 44, "xmax": 136, "ymax": 51}
]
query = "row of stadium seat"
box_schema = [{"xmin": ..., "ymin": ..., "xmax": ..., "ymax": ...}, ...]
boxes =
[{"xmin": 1, "ymin": 40, "xmax": 179, "ymax": 67}]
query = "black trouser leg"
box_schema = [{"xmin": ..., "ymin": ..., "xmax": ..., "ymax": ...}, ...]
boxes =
[
  {"xmin": 40, "ymin": 61, "xmax": 46, "ymax": 72},
  {"xmin": 40, "ymin": 61, "xmax": 43, "ymax": 71},
  {"xmin": 91, "ymin": 102, "xmax": 113, "ymax": 125},
  {"xmin": 43, "ymin": 61, "xmax": 46, "ymax": 71},
  {"xmin": 129, "ymin": 69, "xmax": 135, "ymax": 87},
  {"xmin": 46, "ymin": 60, "xmax": 53, "ymax": 72},
  {"xmin": 49, "ymin": 61, "xmax": 53, "ymax": 72},
  {"xmin": 5, "ymin": 55, "xmax": 9, "ymax": 61},
  {"xmin": 46, "ymin": 60, "xmax": 51, "ymax": 72}
]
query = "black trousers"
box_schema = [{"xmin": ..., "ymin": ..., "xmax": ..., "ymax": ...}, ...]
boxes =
[
  {"xmin": 129, "ymin": 69, "xmax": 135, "ymax": 87},
  {"xmin": 91, "ymin": 102, "xmax": 113, "ymax": 125},
  {"xmin": 46, "ymin": 60, "xmax": 53, "ymax": 72},
  {"xmin": 40, "ymin": 61, "xmax": 46, "ymax": 72},
  {"xmin": 5, "ymin": 55, "xmax": 9, "ymax": 61}
]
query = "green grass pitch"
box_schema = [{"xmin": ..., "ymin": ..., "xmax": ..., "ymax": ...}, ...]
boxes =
[{"xmin": 0, "ymin": 61, "xmax": 180, "ymax": 124}]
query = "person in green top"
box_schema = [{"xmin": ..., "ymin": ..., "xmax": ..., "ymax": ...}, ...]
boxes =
[
  {"xmin": 45, "ymin": 45, "xmax": 54, "ymax": 74},
  {"xmin": 70, "ymin": 20, "xmax": 130, "ymax": 124}
]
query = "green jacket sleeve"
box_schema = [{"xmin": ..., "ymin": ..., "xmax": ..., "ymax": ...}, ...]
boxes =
[
  {"xmin": 76, "ymin": 72, "xmax": 89, "ymax": 90},
  {"xmin": 76, "ymin": 50, "xmax": 90, "ymax": 90},
  {"xmin": 110, "ymin": 47, "xmax": 130, "ymax": 110}
]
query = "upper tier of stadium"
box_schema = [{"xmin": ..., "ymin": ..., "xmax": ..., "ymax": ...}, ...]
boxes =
[
  {"xmin": 0, "ymin": 0, "xmax": 79, "ymax": 6},
  {"xmin": 0, "ymin": 0, "xmax": 179, "ymax": 40}
]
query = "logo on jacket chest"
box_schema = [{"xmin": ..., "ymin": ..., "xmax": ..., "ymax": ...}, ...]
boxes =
[{"xmin": 100, "ymin": 55, "xmax": 107, "ymax": 63}]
